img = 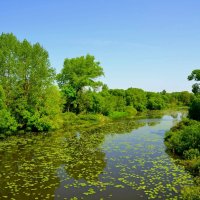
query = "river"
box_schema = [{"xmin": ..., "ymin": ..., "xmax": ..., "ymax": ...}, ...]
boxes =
[{"xmin": 0, "ymin": 111, "xmax": 194, "ymax": 199}]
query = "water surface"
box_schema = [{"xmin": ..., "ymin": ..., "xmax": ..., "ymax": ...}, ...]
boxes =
[{"xmin": 0, "ymin": 111, "xmax": 194, "ymax": 199}]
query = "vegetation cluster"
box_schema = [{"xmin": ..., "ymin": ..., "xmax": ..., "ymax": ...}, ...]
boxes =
[
  {"xmin": 0, "ymin": 33, "xmax": 194, "ymax": 138},
  {"xmin": 164, "ymin": 70, "xmax": 200, "ymax": 199}
]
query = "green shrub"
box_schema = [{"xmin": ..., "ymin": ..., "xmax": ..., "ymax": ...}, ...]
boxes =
[
  {"xmin": 108, "ymin": 111, "xmax": 128, "ymax": 120},
  {"xmin": 189, "ymin": 97, "xmax": 200, "ymax": 121},
  {"xmin": 191, "ymin": 158, "xmax": 200, "ymax": 175},
  {"xmin": 78, "ymin": 113, "xmax": 101, "ymax": 122},
  {"xmin": 0, "ymin": 109, "xmax": 18, "ymax": 137},
  {"xmin": 183, "ymin": 149, "xmax": 200, "ymax": 159},
  {"xmin": 147, "ymin": 96, "xmax": 166, "ymax": 110},
  {"xmin": 26, "ymin": 112, "xmax": 50, "ymax": 131},
  {"xmin": 62, "ymin": 112, "xmax": 78, "ymax": 127},
  {"xmin": 124, "ymin": 106, "xmax": 137, "ymax": 116},
  {"xmin": 181, "ymin": 186, "xmax": 200, "ymax": 200},
  {"xmin": 170, "ymin": 118, "xmax": 194, "ymax": 132},
  {"xmin": 165, "ymin": 120, "xmax": 200, "ymax": 156}
]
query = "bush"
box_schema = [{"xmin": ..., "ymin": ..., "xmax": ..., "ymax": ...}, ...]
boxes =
[
  {"xmin": 165, "ymin": 120, "xmax": 200, "ymax": 156},
  {"xmin": 181, "ymin": 186, "xmax": 200, "ymax": 200},
  {"xmin": 0, "ymin": 109, "xmax": 18, "ymax": 137},
  {"xmin": 124, "ymin": 106, "xmax": 137, "ymax": 116},
  {"xmin": 26, "ymin": 112, "xmax": 50, "ymax": 131},
  {"xmin": 108, "ymin": 111, "xmax": 128, "ymax": 120},
  {"xmin": 191, "ymin": 158, "xmax": 200, "ymax": 175},
  {"xmin": 78, "ymin": 113, "xmax": 101, "ymax": 122},
  {"xmin": 147, "ymin": 96, "xmax": 166, "ymax": 110},
  {"xmin": 183, "ymin": 149, "xmax": 200, "ymax": 160},
  {"xmin": 62, "ymin": 112, "xmax": 78, "ymax": 127}
]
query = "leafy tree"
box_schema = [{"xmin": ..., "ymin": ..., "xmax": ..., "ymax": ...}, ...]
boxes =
[
  {"xmin": 147, "ymin": 92, "xmax": 166, "ymax": 110},
  {"xmin": 178, "ymin": 91, "xmax": 193, "ymax": 106},
  {"xmin": 76, "ymin": 89, "xmax": 107, "ymax": 114},
  {"xmin": 188, "ymin": 69, "xmax": 200, "ymax": 81},
  {"xmin": 0, "ymin": 33, "xmax": 61, "ymax": 132},
  {"xmin": 188, "ymin": 69, "xmax": 200, "ymax": 95},
  {"xmin": 89, "ymin": 92, "xmax": 104, "ymax": 113},
  {"xmin": 125, "ymin": 88, "xmax": 147, "ymax": 111},
  {"xmin": 0, "ymin": 85, "xmax": 5, "ymax": 110},
  {"xmin": 161, "ymin": 89, "xmax": 167, "ymax": 95},
  {"xmin": 192, "ymin": 83, "xmax": 200, "ymax": 95},
  {"xmin": 0, "ymin": 85, "xmax": 18, "ymax": 136},
  {"xmin": 99, "ymin": 85, "xmax": 116, "ymax": 115},
  {"xmin": 61, "ymin": 84, "xmax": 76, "ymax": 112},
  {"xmin": 109, "ymin": 89, "xmax": 126, "ymax": 97},
  {"xmin": 109, "ymin": 89, "xmax": 126, "ymax": 112},
  {"xmin": 57, "ymin": 54, "xmax": 104, "ymax": 113},
  {"xmin": 26, "ymin": 86, "xmax": 63, "ymax": 131}
]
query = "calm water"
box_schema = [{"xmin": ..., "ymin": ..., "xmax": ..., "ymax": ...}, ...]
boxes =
[{"xmin": 0, "ymin": 112, "xmax": 194, "ymax": 199}]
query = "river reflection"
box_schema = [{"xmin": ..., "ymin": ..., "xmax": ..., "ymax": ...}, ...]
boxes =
[
  {"xmin": 0, "ymin": 111, "xmax": 194, "ymax": 200},
  {"xmin": 64, "ymin": 132, "xmax": 106, "ymax": 181}
]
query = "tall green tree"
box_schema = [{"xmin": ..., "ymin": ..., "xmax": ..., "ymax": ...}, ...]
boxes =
[
  {"xmin": 0, "ymin": 33, "xmax": 61, "ymax": 132},
  {"xmin": 57, "ymin": 54, "xmax": 104, "ymax": 113}
]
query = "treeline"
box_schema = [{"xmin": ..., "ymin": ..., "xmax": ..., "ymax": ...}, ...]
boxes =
[{"xmin": 0, "ymin": 33, "xmax": 194, "ymax": 136}]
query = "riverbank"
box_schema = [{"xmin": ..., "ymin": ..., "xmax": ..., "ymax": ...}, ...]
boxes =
[
  {"xmin": 0, "ymin": 107, "xmax": 188, "ymax": 140},
  {"xmin": 164, "ymin": 118, "xmax": 200, "ymax": 199}
]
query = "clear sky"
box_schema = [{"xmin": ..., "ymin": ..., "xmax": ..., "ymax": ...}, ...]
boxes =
[{"xmin": 1, "ymin": 0, "xmax": 200, "ymax": 92}]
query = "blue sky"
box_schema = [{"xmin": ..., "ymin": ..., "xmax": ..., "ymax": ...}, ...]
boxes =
[{"xmin": 1, "ymin": 0, "xmax": 200, "ymax": 92}]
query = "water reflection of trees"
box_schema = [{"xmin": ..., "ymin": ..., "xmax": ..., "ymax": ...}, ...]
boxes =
[
  {"xmin": 0, "ymin": 118, "xmax": 146, "ymax": 199},
  {"xmin": 64, "ymin": 132, "xmax": 106, "ymax": 180},
  {"xmin": 64, "ymin": 119, "xmax": 144, "ymax": 181}
]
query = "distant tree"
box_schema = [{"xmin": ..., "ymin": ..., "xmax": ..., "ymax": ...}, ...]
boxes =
[
  {"xmin": 57, "ymin": 54, "xmax": 104, "ymax": 113},
  {"xmin": 161, "ymin": 90, "xmax": 167, "ymax": 95},
  {"xmin": 125, "ymin": 88, "xmax": 147, "ymax": 111},
  {"xmin": 191, "ymin": 83, "xmax": 200, "ymax": 95},
  {"xmin": 99, "ymin": 85, "xmax": 116, "ymax": 115},
  {"xmin": 188, "ymin": 69, "xmax": 200, "ymax": 81},
  {"xmin": 109, "ymin": 89, "xmax": 126, "ymax": 111},
  {"xmin": 178, "ymin": 91, "xmax": 193, "ymax": 106},
  {"xmin": 188, "ymin": 69, "xmax": 200, "ymax": 95},
  {"xmin": 109, "ymin": 89, "xmax": 126, "ymax": 97},
  {"xmin": 147, "ymin": 92, "xmax": 166, "ymax": 110}
]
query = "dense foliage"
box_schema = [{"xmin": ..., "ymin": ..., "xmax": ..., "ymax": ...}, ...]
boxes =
[
  {"xmin": 0, "ymin": 33, "xmax": 194, "ymax": 137},
  {"xmin": 56, "ymin": 54, "xmax": 104, "ymax": 113},
  {"xmin": 165, "ymin": 119, "xmax": 200, "ymax": 199},
  {"xmin": 0, "ymin": 33, "xmax": 62, "ymax": 136},
  {"xmin": 189, "ymin": 96, "xmax": 200, "ymax": 121},
  {"xmin": 165, "ymin": 119, "xmax": 200, "ymax": 162},
  {"xmin": 164, "ymin": 69, "xmax": 200, "ymax": 199}
]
